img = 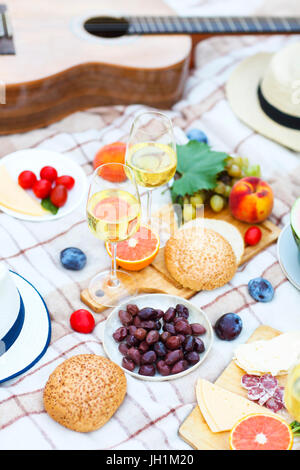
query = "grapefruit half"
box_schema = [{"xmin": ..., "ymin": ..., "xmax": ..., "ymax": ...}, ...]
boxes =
[
  {"xmin": 106, "ymin": 225, "xmax": 160, "ymax": 271},
  {"xmin": 229, "ymin": 413, "xmax": 293, "ymax": 450}
]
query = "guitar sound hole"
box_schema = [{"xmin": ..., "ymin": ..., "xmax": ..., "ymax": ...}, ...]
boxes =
[{"xmin": 84, "ymin": 16, "xmax": 129, "ymax": 38}]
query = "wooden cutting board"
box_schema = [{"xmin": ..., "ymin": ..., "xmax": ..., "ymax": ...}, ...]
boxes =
[
  {"xmin": 152, "ymin": 205, "xmax": 281, "ymax": 286},
  {"xmin": 179, "ymin": 325, "xmax": 287, "ymax": 450},
  {"xmin": 81, "ymin": 204, "xmax": 281, "ymax": 313}
]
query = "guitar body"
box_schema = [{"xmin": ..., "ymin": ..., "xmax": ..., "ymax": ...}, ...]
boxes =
[{"xmin": 0, "ymin": 0, "xmax": 191, "ymax": 134}]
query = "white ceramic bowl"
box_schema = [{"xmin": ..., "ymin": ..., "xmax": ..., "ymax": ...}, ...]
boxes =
[{"xmin": 101, "ymin": 294, "xmax": 213, "ymax": 381}]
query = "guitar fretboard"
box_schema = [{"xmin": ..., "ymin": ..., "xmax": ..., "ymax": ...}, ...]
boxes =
[{"xmin": 126, "ymin": 16, "xmax": 300, "ymax": 34}]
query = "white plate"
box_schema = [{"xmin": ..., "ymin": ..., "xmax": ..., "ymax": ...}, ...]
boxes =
[
  {"xmin": 277, "ymin": 224, "xmax": 300, "ymax": 291},
  {"xmin": 0, "ymin": 271, "xmax": 51, "ymax": 384},
  {"xmin": 101, "ymin": 294, "xmax": 213, "ymax": 381},
  {"xmin": 0, "ymin": 149, "xmax": 87, "ymax": 221}
]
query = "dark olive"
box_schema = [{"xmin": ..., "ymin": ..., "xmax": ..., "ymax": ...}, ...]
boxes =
[
  {"xmin": 155, "ymin": 309, "xmax": 164, "ymax": 320},
  {"xmin": 118, "ymin": 309, "xmax": 133, "ymax": 326},
  {"xmin": 171, "ymin": 359, "xmax": 189, "ymax": 374},
  {"xmin": 126, "ymin": 304, "xmax": 139, "ymax": 316},
  {"xmin": 175, "ymin": 320, "xmax": 192, "ymax": 335},
  {"xmin": 175, "ymin": 304, "xmax": 189, "ymax": 319},
  {"xmin": 128, "ymin": 325, "xmax": 137, "ymax": 335},
  {"xmin": 194, "ymin": 337, "xmax": 205, "ymax": 353},
  {"xmin": 133, "ymin": 316, "xmax": 142, "ymax": 328},
  {"xmin": 156, "ymin": 360, "xmax": 171, "ymax": 376},
  {"xmin": 138, "ymin": 307, "xmax": 157, "ymax": 321},
  {"xmin": 140, "ymin": 320, "xmax": 156, "ymax": 330},
  {"xmin": 165, "ymin": 349, "xmax": 183, "ymax": 366},
  {"xmin": 146, "ymin": 330, "xmax": 160, "ymax": 345},
  {"xmin": 185, "ymin": 351, "xmax": 200, "ymax": 365},
  {"xmin": 127, "ymin": 347, "xmax": 141, "ymax": 365},
  {"xmin": 174, "ymin": 316, "xmax": 188, "ymax": 324},
  {"xmin": 163, "ymin": 323, "xmax": 176, "ymax": 335},
  {"xmin": 113, "ymin": 327, "xmax": 128, "ymax": 342},
  {"xmin": 118, "ymin": 343, "xmax": 129, "ymax": 356},
  {"xmin": 165, "ymin": 335, "xmax": 182, "ymax": 350},
  {"xmin": 141, "ymin": 350, "xmax": 157, "ymax": 364},
  {"xmin": 183, "ymin": 335, "xmax": 194, "ymax": 352},
  {"xmin": 122, "ymin": 357, "xmax": 135, "ymax": 372},
  {"xmin": 134, "ymin": 327, "xmax": 147, "ymax": 341},
  {"xmin": 160, "ymin": 331, "xmax": 171, "ymax": 343},
  {"xmin": 163, "ymin": 307, "xmax": 176, "ymax": 323},
  {"xmin": 138, "ymin": 340, "xmax": 149, "ymax": 353},
  {"xmin": 125, "ymin": 334, "xmax": 139, "ymax": 347},
  {"xmin": 153, "ymin": 341, "xmax": 167, "ymax": 357},
  {"xmin": 138, "ymin": 364, "xmax": 156, "ymax": 376},
  {"xmin": 190, "ymin": 323, "xmax": 206, "ymax": 336},
  {"xmin": 177, "ymin": 334, "xmax": 185, "ymax": 344}
]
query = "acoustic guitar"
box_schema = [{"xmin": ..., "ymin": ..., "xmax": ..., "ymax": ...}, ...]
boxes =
[{"xmin": 0, "ymin": 0, "xmax": 299, "ymax": 135}]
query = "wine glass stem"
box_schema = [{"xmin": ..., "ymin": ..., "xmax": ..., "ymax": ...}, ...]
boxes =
[
  {"xmin": 109, "ymin": 242, "xmax": 120, "ymax": 288},
  {"xmin": 147, "ymin": 189, "xmax": 153, "ymax": 226}
]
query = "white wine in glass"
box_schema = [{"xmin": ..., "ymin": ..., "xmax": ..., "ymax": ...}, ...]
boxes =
[
  {"xmin": 126, "ymin": 111, "xmax": 177, "ymax": 225},
  {"xmin": 86, "ymin": 163, "xmax": 141, "ymax": 307}
]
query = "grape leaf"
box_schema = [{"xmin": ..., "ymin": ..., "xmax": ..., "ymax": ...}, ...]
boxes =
[
  {"xmin": 41, "ymin": 198, "xmax": 59, "ymax": 215},
  {"xmin": 171, "ymin": 141, "xmax": 228, "ymax": 197}
]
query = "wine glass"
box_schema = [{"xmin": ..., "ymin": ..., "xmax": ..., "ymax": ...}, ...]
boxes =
[
  {"xmin": 125, "ymin": 111, "xmax": 177, "ymax": 228},
  {"xmin": 86, "ymin": 163, "xmax": 141, "ymax": 307}
]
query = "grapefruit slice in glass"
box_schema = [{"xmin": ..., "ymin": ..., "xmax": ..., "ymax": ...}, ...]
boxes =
[
  {"xmin": 229, "ymin": 413, "xmax": 293, "ymax": 450},
  {"xmin": 106, "ymin": 225, "xmax": 160, "ymax": 271}
]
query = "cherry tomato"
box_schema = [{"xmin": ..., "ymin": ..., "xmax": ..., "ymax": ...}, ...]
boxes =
[
  {"xmin": 244, "ymin": 226, "xmax": 262, "ymax": 246},
  {"xmin": 18, "ymin": 170, "xmax": 37, "ymax": 189},
  {"xmin": 56, "ymin": 175, "xmax": 75, "ymax": 190},
  {"xmin": 33, "ymin": 179, "xmax": 52, "ymax": 199},
  {"xmin": 50, "ymin": 184, "xmax": 68, "ymax": 207},
  {"xmin": 70, "ymin": 309, "xmax": 95, "ymax": 333},
  {"xmin": 40, "ymin": 166, "xmax": 58, "ymax": 182}
]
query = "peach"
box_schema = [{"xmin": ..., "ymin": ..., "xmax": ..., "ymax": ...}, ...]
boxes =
[
  {"xmin": 93, "ymin": 142, "xmax": 127, "ymax": 182},
  {"xmin": 229, "ymin": 177, "xmax": 274, "ymax": 223}
]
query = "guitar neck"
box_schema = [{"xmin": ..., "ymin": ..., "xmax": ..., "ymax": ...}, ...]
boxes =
[{"xmin": 125, "ymin": 16, "xmax": 300, "ymax": 35}]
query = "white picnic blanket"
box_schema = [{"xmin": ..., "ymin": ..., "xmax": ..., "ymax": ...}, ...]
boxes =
[{"xmin": 0, "ymin": 0, "xmax": 299, "ymax": 450}]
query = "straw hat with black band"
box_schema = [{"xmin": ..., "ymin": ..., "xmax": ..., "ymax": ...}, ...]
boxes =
[{"xmin": 226, "ymin": 42, "xmax": 300, "ymax": 152}]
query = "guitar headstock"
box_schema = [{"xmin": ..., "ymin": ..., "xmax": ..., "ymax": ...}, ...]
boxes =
[{"xmin": 0, "ymin": 4, "xmax": 15, "ymax": 54}]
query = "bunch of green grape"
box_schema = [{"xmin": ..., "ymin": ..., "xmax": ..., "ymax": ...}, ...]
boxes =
[{"xmin": 182, "ymin": 156, "xmax": 261, "ymax": 222}]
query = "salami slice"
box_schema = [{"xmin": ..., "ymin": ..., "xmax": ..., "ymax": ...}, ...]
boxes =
[
  {"xmin": 241, "ymin": 374, "xmax": 261, "ymax": 389},
  {"xmin": 265, "ymin": 396, "xmax": 284, "ymax": 412},
  {"xmin": 258, "ymin": 391, "xmax": 273, "ymax": 406},
  {"xmin": 247, "ymin": 385, "xmax": 266, "ymax": 401},
  {"xmin": 273, "ymin": 386, "xmax": 284, "ymax": 402},
  {"xmin": 260, "ymin": 374, "xmax": 278, "ymax": 392}
]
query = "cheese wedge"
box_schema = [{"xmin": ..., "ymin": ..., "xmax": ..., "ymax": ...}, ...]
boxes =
[
  {"xmin": 196, "ymin": 379, "xmax": 274, "ymax": 433},
  {"xmin": 234, "ymin": 331, "xmax": 300, "ymax": 376},
  {"xmin": 0, "ymin": 166, "xmax": 46, "ymax": 216}
]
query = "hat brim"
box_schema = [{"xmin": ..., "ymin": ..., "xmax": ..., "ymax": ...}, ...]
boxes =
[
  {"xmin": 0, "ymin": 272, "xmax": 51, "ymax": 383},
  {"xmin": 226, "ymin": 52, "xmax": 300, "ymax": 152}
]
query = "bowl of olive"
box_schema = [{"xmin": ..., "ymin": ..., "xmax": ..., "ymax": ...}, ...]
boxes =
[{"xmin": 101, "ymin": 294, "xmax": 213, "ymax": 381}]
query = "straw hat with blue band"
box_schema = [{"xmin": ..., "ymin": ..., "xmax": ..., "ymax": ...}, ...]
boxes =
[
  {"xmin": 0, "ymin": 292, "xmax": 25, "ymax": 355},
  {"xmin": 0, "ymin": 264, "xmax": 51, "ymax": 384},
  {"xmin": 226, "ymin": 42, "xmax": 300, "ymax": 152}
]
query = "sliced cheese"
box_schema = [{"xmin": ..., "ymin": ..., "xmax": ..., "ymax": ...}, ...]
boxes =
[
  {"xmin": 196, "ymin": 378, "xmax": 274, "ymax": 433},
  {"xmin": 0, "ymin": 166, "xmax": 46, "ymax": 217},
  {"xmin": 234, "ymin": 331, "xmax": 300, "ymax": 376}
]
